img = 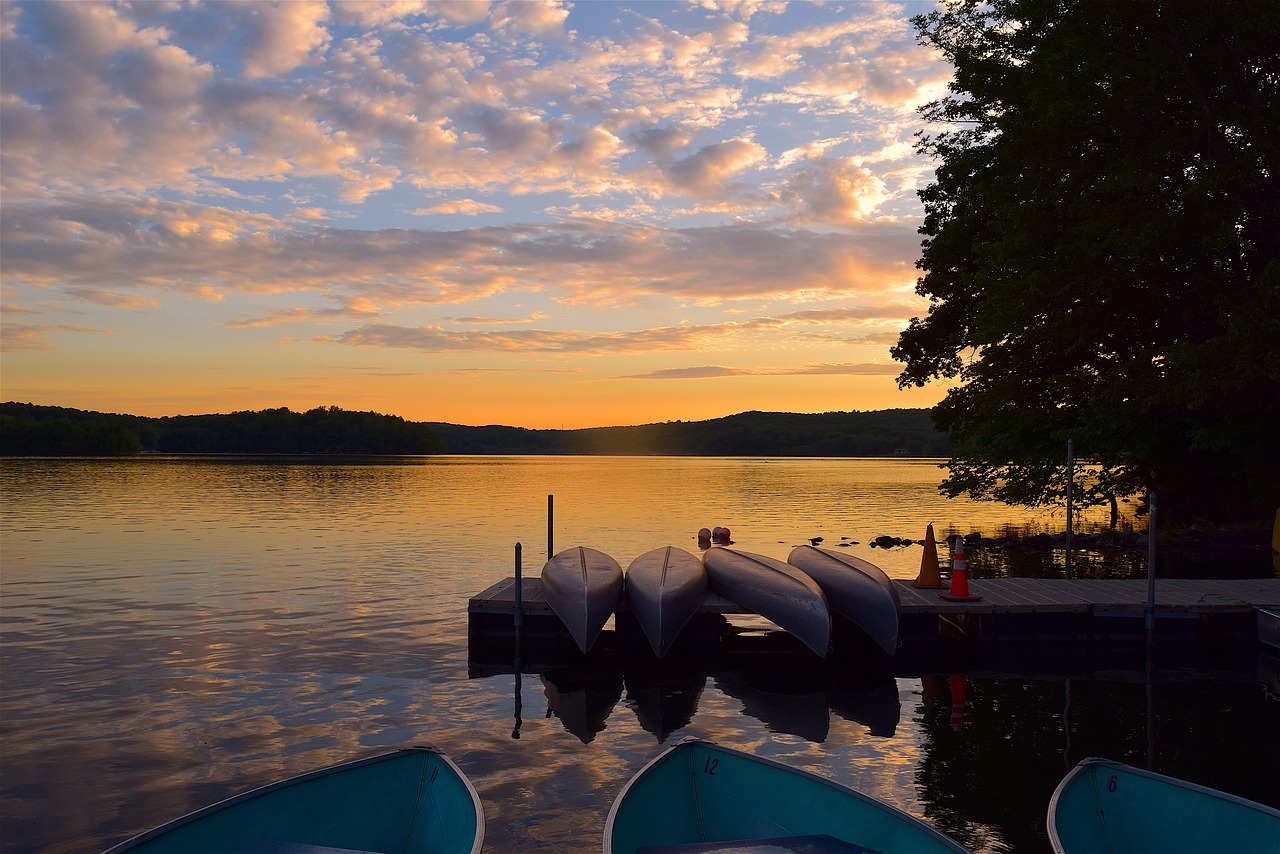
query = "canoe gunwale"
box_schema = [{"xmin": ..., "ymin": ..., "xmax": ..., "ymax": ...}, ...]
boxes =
[
  {"xmin": 1047, "ymin": 756, "xmax": 1280, "ymax": 854},
  {"xmin": 101, "ymin": 746, "xmax": 485, "ymax": 854},
  {"xmin": 604, "ymin": 738, "xmax": 966, "ymax": 854}
]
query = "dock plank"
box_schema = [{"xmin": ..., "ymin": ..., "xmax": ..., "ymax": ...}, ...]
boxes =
[
  {"xmin": 894, "ymin": 578, "xmax": 1278, "ymax": 615},
  {"xmin": 472, "ymin": 575, "xmax": 1279, "ymax": 618}
]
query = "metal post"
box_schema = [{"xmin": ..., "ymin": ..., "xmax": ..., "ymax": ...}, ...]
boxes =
[
  {"xmin": 513, "ymin": 540, "xmax": 524, "ymax": 739},
  {"xmin": 547, "ymin": 494, "xmax": 554, "ymax": 559},
  {"xmin": 514, "ymin": 542, "xmax": 524, "ymax": 629},
  {"xmin": 1145, "ymin": 492, "xmax": 1156, "ymax": 645},
  {"xmin": 1065, "ymin": 439, "xmax": 1074, "ymax": 579}
]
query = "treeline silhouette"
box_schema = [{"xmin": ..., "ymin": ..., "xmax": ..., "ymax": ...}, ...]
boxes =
[
  {"xmin": 1, "ymin": 403, "xmax": 949, "ymax": 457},
  {"xmin": 0, "ymin": 403, "xmax": 443, "ymax": 455},
  {"xmin": 426, "ymin": 409, "xmax": 949, "ymax": 456}
]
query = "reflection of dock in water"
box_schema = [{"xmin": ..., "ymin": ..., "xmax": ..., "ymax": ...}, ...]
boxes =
[{"xmin": 475, "ymin": 630, "xmax": 902, "ymax": 744}]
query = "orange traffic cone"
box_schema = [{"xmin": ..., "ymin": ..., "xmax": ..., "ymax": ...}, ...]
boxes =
[
  {"xmin": 939, "ymin": 539, "xmax": 982, "ymax": 601},
  {"xmin": 913, "ymin": 524, "xmax": 946, "ymax": 588},
  {"xmin": 949, "ymin": 674, "xmax": 969, "ymax": 731}
]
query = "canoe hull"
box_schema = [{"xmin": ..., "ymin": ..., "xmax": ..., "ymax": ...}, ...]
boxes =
[
  {"xmin": 703, "ymin": 548, "xmax": 830, "ymax": 657},
  {"xmin": 787, "ymin": 546, "xmax": 900, "ymax": 655},
  {"xmin": 625, "ymin": 546, "xmax": 708, "ymax": 658},
  {"xmin": 541, "ymin": 546, "xmax": 624, "ymax": 653},
  {"xmin": 605, "ymin": 739, "xmax": 966, "ymax": 854},
  {"xmin": 104, "ymin": 747, "xmax": 484, "ymax": 854},
  {"xmin": 1048, "ymin": 757, "xmax": 1280, "ymax": 854}
]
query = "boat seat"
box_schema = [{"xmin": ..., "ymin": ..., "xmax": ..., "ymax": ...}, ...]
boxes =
[
  {"xmin": 235, "ymin": 841, "xmax": 380, "ymax": 854},
  {"xmin": 638, "ymin": 833, "xmax": 880, "ymax": 854}
]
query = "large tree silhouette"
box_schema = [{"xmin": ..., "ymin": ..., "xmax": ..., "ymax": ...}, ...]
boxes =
[{"xmin": 894, "ymin": 0, "xmax": 1280, "ymax": 524}]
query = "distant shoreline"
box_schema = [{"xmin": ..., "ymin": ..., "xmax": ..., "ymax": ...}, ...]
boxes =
[{"xmin": 1, "ymin": 403, "xmax": 951, "ymax": 458}]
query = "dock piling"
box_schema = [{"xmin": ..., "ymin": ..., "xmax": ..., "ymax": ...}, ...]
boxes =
[{"xmin": 514, "ymin": 542, "xmax": 524, "ymax": 629}]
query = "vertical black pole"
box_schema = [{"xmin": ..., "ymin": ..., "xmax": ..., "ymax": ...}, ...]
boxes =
[
  {"xmin": 512, "ymin": 543, "xmax": 523, "ymax": 739},
  {"xmin": 1145, "ymin": 492, "xmax": 1156, "ymax": 646},
  {"xmin": 547, "ymin": 494, "xmax": 554, "ymax": 559},
  {"xmin": 1065, "ymin": 439, "xmax": 1074, "ymax": 579},
  {"xmin": 514, "ymin": 542, "xmax": 523, "ymax": 629}
]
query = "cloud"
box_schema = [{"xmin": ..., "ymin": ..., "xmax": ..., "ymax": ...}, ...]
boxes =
[
  {"xmin": 618, "ymin": 362, "xmax": 902, "ymax": 379},
  {"xmin": 235, "ymin": 1, "xmax": 332, "ymax": 80},
  {"xmin": 666, "ymin": 137, "xmax": 766, "ymax": 197},
  {"xmin": 1, "ymin": 322, "xmax": 113, "ymax": 351},
  {"xmin": 1, "ymin": 0, "xmax": 941, "ymax": 216},
  {"xmin": 450, "ymin": 312, "xmax": 549, "ymax": 325},
  {"xmin": 782, "ymin": 157, "xmax": 891, "ymax": 225},
  {"xmin": 60, "ymin": 288, "xmax": 158, "ymax": 309},
  {"xmin": 491, "ymin": 1, "xmax": 571, "ymax": 37},
  {"xmin": 1, "ymin": 195, "xmax": 919, "ymax": 316},
  {"xmin": 411, "ymin": 199, "xmax": 505, "ymax": 216},
  {"xmin": 322, "ymin": 305, "xmax": 908, "ymax": 356}
]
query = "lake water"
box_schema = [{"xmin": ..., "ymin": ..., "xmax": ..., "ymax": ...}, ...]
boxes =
[{"xmin": 2, "ymin": 456, "xmax": 1277, "ymax": 853}]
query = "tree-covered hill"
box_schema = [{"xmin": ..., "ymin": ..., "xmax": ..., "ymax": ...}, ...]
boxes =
[
  {"xmin": 2, "ymin": 403, "xmax": 948, "ymax": 457},
  {"xmin": 429, "ymin": 408, "xmax": 950, "ymax": 456},
  {"xmin": 0, "ymin": 403, "xmax": 443, "ymax": 455}
]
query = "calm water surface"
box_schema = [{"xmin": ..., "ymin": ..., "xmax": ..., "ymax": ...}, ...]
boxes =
[{"xmin": 2, "ymin": 457, "xmax": 1276, "ymax": 852}]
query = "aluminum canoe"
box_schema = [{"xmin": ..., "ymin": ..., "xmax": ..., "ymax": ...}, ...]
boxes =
[
  {"xmin": 103, "ymin": 747, "xmax": 484, "ymax": 854},
  {"xmin": 625, "ymin": 545, "xmax": 708, "ymax": 658},
  {"xmin": 604, "ymin": 738, "xmax": 968, "ymax": 854},
  {"xmin": 787, "ymin": 545, "xmax": 900, "ymax": 655},
  {"xmin": 1048, "ymin": 757, "xmax": 1280, "ymax": 854},
  {"xmin": 541, "ymin": 545, "xmax": 624, "ymax": 654},
  {"xmin": 702, "ymin": 547, "xmax": 830, "ymax": 657}
]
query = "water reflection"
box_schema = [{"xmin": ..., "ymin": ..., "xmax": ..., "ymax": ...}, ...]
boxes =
[
  {"xmin": 623, "ymin": 667, "xmax": 708, "ymax": 743},
  {"xmin": 474, "ymin": 630, "xmax": 904, "ymax": 746},
  {"xmin": 542, "ymin": 665, "xmax": 625, "ymax": 745},
  {"xmin": 3, "ymin": 457, "xmax": 1275, "ymax": 854}
]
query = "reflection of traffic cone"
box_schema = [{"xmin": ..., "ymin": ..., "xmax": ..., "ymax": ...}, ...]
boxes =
[
  {"xmin": 913, "ymin": 524, "xmax": 946, "ymax": 588},
  {"xmin": 939, "ymin": 539, "xmax": 983, "ymax": 601},
  {"xmin": 949, "ymin": 674, "xmax": 968, "ymax": 731}
]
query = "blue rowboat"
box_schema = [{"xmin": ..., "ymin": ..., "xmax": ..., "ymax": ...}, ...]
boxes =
[
  {"xmin": 103, "ymin": 747, "xmax": 485, "ymax": 854},
  {"xmin": 1048, "ymin": 757, "xmax": 1280, "ymax": 854},
  {"xmin": 542, "ymin": 546, "xmax": 624, "ymax": 654},
  {"xmin": 703, "ymin": 547, "xmax": 830, "ymax": 657},
  {"xmin": 604, "ymin": 739, "xmax": 968, "ymax": 854},
  {"xmin": 625, "ymin": 546, "xmax": 708, "ymax": 658},
  {"xmin": 787, "ymin": 546, "xmax": 900, "ymax": 655}
]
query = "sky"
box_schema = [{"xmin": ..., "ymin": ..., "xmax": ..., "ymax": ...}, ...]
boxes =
[{"xmin": 1, "ymin": 0, "xmax": 954, "ymax": 429}]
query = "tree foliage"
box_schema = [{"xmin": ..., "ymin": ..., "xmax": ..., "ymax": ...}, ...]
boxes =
[
  {"xmin": 0, "ymin": 403, "xmax": 443, "ymax": 455},
  {"xmin": 894, "ymin": 0, "xmax": 1280, "ymax": 524},
  {"xmin": 428, "ymin": 409, "xmax": 951, "ymax": 457},
  {"xmin": 2, "ymin": 404, "xmax": 948, "ymax": 458}
]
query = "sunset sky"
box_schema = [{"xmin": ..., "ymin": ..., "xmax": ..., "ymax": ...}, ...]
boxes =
[{"xmin": 1, "ymin": 0, "xmax": 953, "ymax": 429}]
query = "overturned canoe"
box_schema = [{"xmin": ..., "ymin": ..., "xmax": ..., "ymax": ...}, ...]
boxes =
[
  {"xmin": 1048, "ymin": 757, "xmax": 1280, "ymax": 854},
  {"xmin": 787, "ymin": 545, "xmax": 900, "ymax": 655},
  {"xmin": 605, "ymin": 738, "xmax": 967, "ymax": 854},
  {"xmin": 625, "ymin": 545, "xmax": 708, "ymax": 658},
  {"xmin": 104, "ymin": 747, "xmax": 485, "ymax": 854},
  {"xmin": 542, "ymin": 545, "xmax": 624, "ymax": 653},
  {"xmin": 703, "ymin": 547, "xmax": 830, "ymax": 657}
]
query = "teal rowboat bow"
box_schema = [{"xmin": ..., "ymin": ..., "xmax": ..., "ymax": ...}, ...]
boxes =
[
  {"xmin": 605, "ymin": 739, "xmax": 968, "ymax": 853},
  {"xmin": 103, "ymin": 747, "xmax": 485, "ymax": 854},
  {"xmin": 1048, "ymin": 757, "xmax": 1280, "ymax": 854}
]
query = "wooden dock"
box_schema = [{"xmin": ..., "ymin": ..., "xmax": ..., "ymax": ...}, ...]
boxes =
[
  {"xmin": 469, "ymin": 575, "xmax": 1280, "ymax": 656},
  {"xmin": 471, "ymin": 576, "xmax": 1279, "ymax": 619},
  {"xmin": 893, "ymin": 577, "xmax": 1279, "ymax": 616}
]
